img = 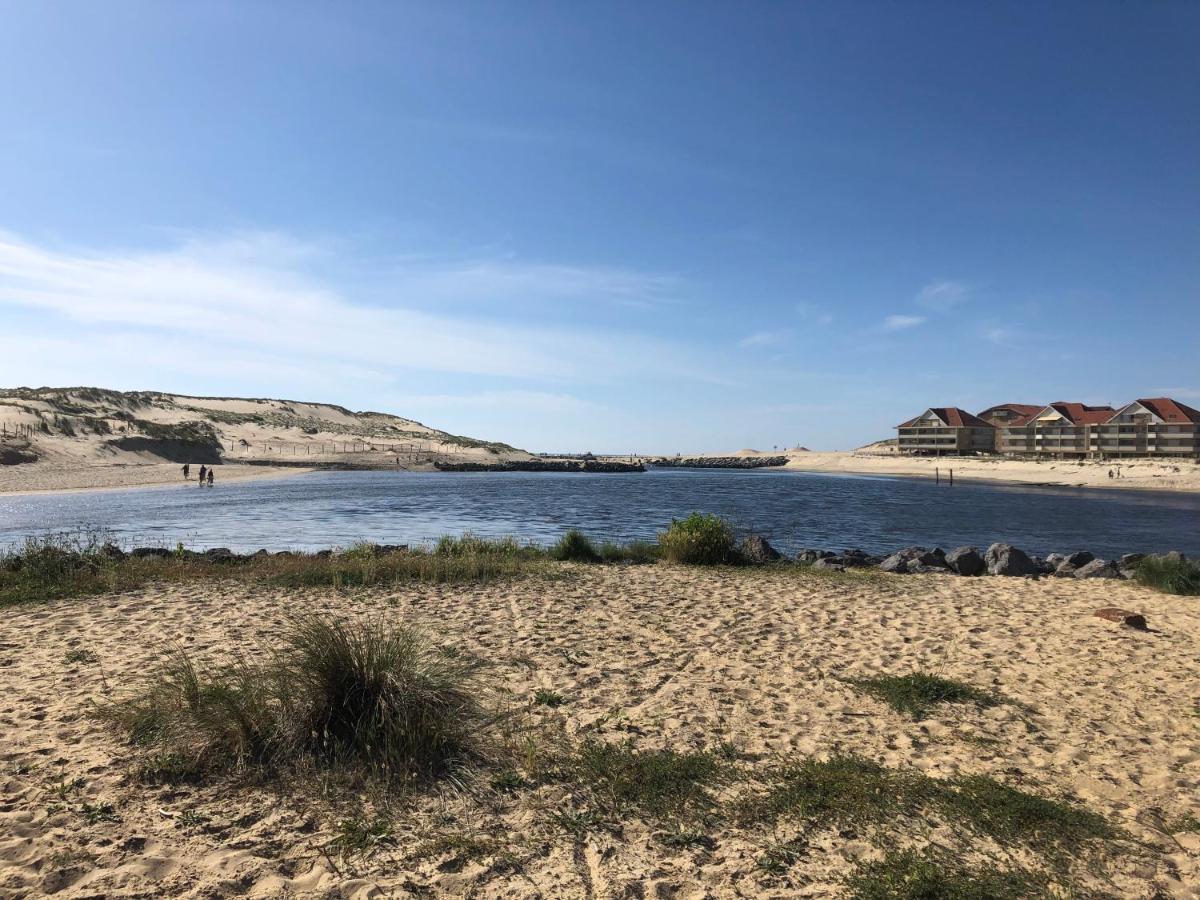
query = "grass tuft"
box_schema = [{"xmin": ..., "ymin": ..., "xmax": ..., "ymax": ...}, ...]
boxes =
[
  {"xmin": 102, "ymin": 616, "xmax": 497, "ymax": 783},
  {"xmin": 328, "ymin": 815, "xmax": 396, "ymax": 858},
  {"xmin": 657, "ymin": 513, "xmax": 738, "ymax": 566},
  {"xmin": 550, "ymin": 529, "xmax": 601, "ymax": 563},
  {"xmin": 1135, "ymin": 555, "xmax": 1200, "ymax": 596},
  {"xmin": 845, "ymin": 672, "xmax": 1000, "ymax": 719}
]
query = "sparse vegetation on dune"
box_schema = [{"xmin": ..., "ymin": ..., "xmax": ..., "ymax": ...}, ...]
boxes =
[
  {"xmin": 1135, "ymin": 554, "xmax": 1200, "ymax": 595},
  {"xmin": 1, "ymin": 528, "xmax": 677, "ymax": 606}
]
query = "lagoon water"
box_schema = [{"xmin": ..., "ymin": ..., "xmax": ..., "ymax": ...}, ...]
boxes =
[{"xmin": 2, "ymin": 468, "xmax": 1198, "ymax": 558}]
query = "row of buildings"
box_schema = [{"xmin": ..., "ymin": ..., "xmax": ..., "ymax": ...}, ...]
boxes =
[{"xmin": 896, "ymin": 398, "xmax": 1200, "ymax": 459}]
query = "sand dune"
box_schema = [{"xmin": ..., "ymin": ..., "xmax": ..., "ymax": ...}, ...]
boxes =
[{"xmin": 1, "ymin": 567, "xmax": 1196, "ymax": 897}]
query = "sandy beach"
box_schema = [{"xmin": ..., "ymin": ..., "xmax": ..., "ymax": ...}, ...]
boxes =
[
  {"xmin": 0, "ymin": 462, "xmax": 313, "ymax": 497},
  {"xmin": 1, "ymin": 565, "xmax": 1196, "ymax": 897},
  {"xmin": 779, "ymin": 450, "xmax": 1200, "ymax": 493}
]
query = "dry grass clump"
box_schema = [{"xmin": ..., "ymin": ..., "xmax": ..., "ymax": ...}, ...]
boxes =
[{"xmin": 103, "ymin": 616, "xmax": 497, "ymax": 783}]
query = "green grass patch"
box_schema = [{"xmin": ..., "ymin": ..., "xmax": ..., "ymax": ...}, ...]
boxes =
[
  {"xmin": 101, "ymin": 616, "xmax": 499, "ymax": 783},
  {"xmin": 566, "ymin": 739, "xmax": 728, "ymax": 822},
  {"xmin": 740, "ymin": 754, "xmax": 1116, "ymax": 871},
  {"xmin": 657, "ymin": 513, "xmax": 738, "ymax": 565},
  {"xmin": 739, "ymin": 754, "xmax": 917, "ymax": 827},
  {"xmin": 1135, "ymin": 555, "xmax": 1200, "ymax": 596},
  {"xmin": 845, "ymin": 673, "xmax": 1001, "ymax": 719},
  {"xmin": 844, "ymin": 850, "xmax": 1047, "ymax": 899},
  {"xmin": 937, "ymin": 775, "xmax": 1115, "ymax": 853},
  {"xmin": 532, "ymin": 688, "xmax": 565, "ymax": 707}
]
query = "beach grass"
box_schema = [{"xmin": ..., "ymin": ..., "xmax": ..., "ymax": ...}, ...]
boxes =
[
  {"xmin": 657, "ymin": 512, "xmax": 738, "ymax": 565},
  {"xmin": 1134, "ymin": 555, "xmax": 1200, "ymax": 595},
  {"xmin": 101, "ymin": 615, "xmax": 498, "ymax": 783}
]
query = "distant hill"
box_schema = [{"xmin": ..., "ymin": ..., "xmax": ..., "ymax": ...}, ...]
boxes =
[{"xmin": 0, "ymin": 386, "xmax": 528, "ymax": 468}]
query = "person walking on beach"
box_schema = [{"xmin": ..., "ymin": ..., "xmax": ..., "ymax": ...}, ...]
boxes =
[
  {"xmin": 183, "ymin": 463, "xmax": 190, "ymax": 479},
  {"xmin": 207, "ymin": 468, "xmax": 214, "ymax": 487},
  {"xmin": 198, "ymin": 464, "xmax": 206, "ymax": 484}
]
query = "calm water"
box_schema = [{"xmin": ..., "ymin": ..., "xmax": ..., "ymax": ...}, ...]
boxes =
[{"xmin": 1, "ymin": 468, "xmax": 1198, "ymax": 557}]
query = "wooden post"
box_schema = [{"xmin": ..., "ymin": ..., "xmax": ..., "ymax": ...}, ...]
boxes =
[
  {"xmin": 949, "ymin": 468, "xmax": 953, "ymax": 486},
  {"xmin": 935, "ymin": 467, "xmax": 940, "ymax": 485}
]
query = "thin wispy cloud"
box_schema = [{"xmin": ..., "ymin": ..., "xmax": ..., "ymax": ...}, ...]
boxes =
[
  {"xmin": 882, "ymin": 314, "xmax": 926, "ymax": 331},
  {"xmin": 737, "ymin": 330, "xmax": 787, "ymax": 348},
  {"xmin": 0, "ymin": 231, "xmax": 712, "ymax": 387},
  {"xmin": 915, "ymin": 280, "xmax": 970, "ymax": 312},
  {"xmin": 795, "ymin": 302, "xmax": 834, "ymax": 326}
]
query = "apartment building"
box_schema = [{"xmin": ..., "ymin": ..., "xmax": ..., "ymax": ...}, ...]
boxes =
[
  {"xmin": 896, "ymin": 408, "xmax": 996, "ymax": 455},
  {"xmin": 897, "ymin": 397, "xmax": 1200, "ymax": 459}
]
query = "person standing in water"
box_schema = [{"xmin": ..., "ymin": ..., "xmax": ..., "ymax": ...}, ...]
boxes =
[
  {"xmin": 183, "ymin": 463, "xmax": 190, "ymax": 479},
  {"xmin": 198, "ymin": 464, "xmax": 206, "ymax": 484},
  {"xmin": 207, "ymin": 468, "xmax": 214, "ymax": 487}
]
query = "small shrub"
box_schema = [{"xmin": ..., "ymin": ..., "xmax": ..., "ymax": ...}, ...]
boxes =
[
  {"xmin": 550, "ymin": 530, "xmax": 601, "ymax": 563},
  {"xmin": 1135, "ymin": 555, "xmax": 1200, "ymax": 596},
  {"xmin": 845, "ymin": 673, "xmax": 1000, "ymax": 719},
  {"xmin": 80, "ymin": 801, "xmax": 119, "ymax": 825},
  {"xmin": 657, "ymin": 513, "xmax": 737, "ymax": 565},
  {"xmin": 532, "ymin": 688, "xmax": 565, "ymax": 707}
]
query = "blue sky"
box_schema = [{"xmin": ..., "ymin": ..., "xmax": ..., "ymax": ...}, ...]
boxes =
[{"xmin": 1, "ymin": 1, "xmax": 1197, "ymax": 452}]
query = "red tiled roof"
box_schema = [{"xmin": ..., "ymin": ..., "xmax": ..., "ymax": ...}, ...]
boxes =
[
  {"xmin": 1045, "ymin": 402, "xmax": 1116, "ymax": 425},
  {"xmin": 977, "ymin": 404, "xmax": 1044, "ymax": 425},
  {"xmin": 1132, "ymin": 397, "xmax": 1200, "ymax": 424},
  {"xmin": 898, "ymin": 407, "xmax": 993, "ymax": 429}
]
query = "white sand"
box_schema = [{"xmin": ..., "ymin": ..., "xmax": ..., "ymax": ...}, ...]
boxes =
[{"xmin": 0, "ymin": 567, "xmax": 1195, "ymax": 897}]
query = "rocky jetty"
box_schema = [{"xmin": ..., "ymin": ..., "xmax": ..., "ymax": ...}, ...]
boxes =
[
  {"xmin": 651, "ymin": 456, "xmax": 788, "ymax": 469},
  {"xmin": 434, "ymin": 459, "xmax": 645, "ymax": 473}
]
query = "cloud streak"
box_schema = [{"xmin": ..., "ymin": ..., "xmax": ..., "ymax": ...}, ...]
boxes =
[
  {"xmin": 0, "ymin": 231, "xmax": 712, "ymax": 387},
  {"xmin": 915, "ymin": 279, "xmax": 970, "ymax": 311},
  {"xmin": 882, "ymin": 314, "xmax": 926, "ymax": 331}
]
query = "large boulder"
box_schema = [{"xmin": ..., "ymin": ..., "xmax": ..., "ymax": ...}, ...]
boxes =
[
  {"xmin": 1118, "ymin": 553, "xmax": 1146, "ymax": 570},
  {"xmin": 1075, "ymin": 559, "xmax": 1120, "ymax": 579},
  {"xmin": 796, "ymin": 549, "xmax": 835, "ymax": 565},
  {"xmin": 839, "ymin": 549, "xmax": 880, "ymax": 568},
  {"xmin": 945, "ymin": 546, "xmax": 985, "ymax": 577},
  {"xmin": 740, "ymin": 534, "xmax": 782, "ymax": 565},
  {"xmin": 1045, "ymin": 553, "xmax": 1067, "ymax": 569},
  {"xmin": 879, "ymin": 546, "xmax": 948, "ymax": 575},
  {"xmin": 130, "ymin": 547, "xmax": 172, "ymax": 559},
  {"xmin": 985, "ymin": 543, "xmax": 1040, "ymax": 577},
  {"xmin": 1065, "ymin": 551, "xmax": 1095, "ymax": 568}
]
